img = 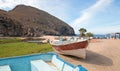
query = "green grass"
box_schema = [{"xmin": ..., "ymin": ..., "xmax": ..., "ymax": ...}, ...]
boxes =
[
  {"xmin": 0, "ymin": 38, "xmax": 53, "ymax": 58},
  {"xmin": 0, "ymin": 37, "xmax": 21, "ymax": 44}
]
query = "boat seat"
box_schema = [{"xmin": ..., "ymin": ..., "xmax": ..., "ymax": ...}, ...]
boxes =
[
  {"xmin": 31, "ymin": 59, "xmax": 57, "ymax": 71},
  {"xmin": 0, "ymin": 65, "xmax": 11, "ymax": 71},
  {"xmin": 52, "ymin": 55, "xmax": 74, "ymax": 71}
]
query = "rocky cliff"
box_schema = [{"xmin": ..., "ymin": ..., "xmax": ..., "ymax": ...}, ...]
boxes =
[{"xmin": 0, "ymin": 5, "xmax": 75, "ymax": 37}]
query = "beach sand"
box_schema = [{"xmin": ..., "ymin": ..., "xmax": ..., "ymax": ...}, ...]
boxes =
[{"xmin": 58, "ymin": 39, "xmax": 120, "ymax": 71}]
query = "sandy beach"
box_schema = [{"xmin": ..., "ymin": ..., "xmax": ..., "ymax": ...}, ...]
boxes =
[{"xmin": 58, "ymin": 39, "xmax": 120, "ymax": 71}]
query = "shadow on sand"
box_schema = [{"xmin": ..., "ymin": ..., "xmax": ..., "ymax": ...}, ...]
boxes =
[{"xmin": 63, "ymin": 50, "xmax": 113, "ymax": 66}]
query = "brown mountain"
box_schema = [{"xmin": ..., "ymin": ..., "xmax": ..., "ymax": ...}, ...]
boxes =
[{"xmin": 0, "ymin": 5, "xmax": 75, "ymax": 37}]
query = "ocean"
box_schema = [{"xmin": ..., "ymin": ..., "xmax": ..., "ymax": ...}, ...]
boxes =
[
  {"xmin": 76, "ymin": 34, "xmax": 120, "ymax": 39},
  {"xmin": 93, "ymin": 34, "xmax": 120, "ymax": 39}
]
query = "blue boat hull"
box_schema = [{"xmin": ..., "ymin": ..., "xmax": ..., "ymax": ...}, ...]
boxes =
[{"xmin": 0, "ymin": 52, "xmax": 87, "ymax": 71}]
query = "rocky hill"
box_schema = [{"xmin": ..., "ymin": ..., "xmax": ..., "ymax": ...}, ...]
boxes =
[{"xmin": 0, "ymin": 5, "xmax": 75, "ymax": 37}]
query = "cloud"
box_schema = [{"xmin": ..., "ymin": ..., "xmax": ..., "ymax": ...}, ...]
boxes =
[
  {"xmin": 0, "ymin": 0, "xmax": 40, "ymax": 10},
  {"xmin": 71, "ymin": 0, "xmax": 113, "ymax": 34},
  {"xmin": 0, "ymin": 0, "xmax": 15, "ymax": 9}
]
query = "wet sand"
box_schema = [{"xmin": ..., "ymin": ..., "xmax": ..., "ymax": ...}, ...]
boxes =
[{"xmin": 59, "ymin": 39, "xmax": 120, "ymax": 71}]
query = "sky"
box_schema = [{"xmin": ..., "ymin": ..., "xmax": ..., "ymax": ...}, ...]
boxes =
[{"xmin": 0, "ymin": 0, "xmax": 120, "ymax": 34}]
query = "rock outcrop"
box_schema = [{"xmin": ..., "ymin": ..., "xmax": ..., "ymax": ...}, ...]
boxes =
[{"xmin": 0, "ymin": 5, "xmax": 75, "ymax": 37}]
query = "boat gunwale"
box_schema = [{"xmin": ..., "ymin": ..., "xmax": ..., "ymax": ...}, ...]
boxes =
[
  {"xmin": 0, "ymin": 52, "xmax": 54, "ymax": 60},
  {"xmin": 51, "ymin": 39, "xmax": 88, "ymax": 46}
]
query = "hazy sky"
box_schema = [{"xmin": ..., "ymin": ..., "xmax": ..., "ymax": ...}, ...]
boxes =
[{"xmin": 0, "ymin": 0, "xmax": 120, "ymax": 34}]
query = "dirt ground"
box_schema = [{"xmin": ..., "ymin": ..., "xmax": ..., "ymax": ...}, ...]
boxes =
[{"xmin": 59, "ymin": 39, "xmax": 120, "ymax": 71}]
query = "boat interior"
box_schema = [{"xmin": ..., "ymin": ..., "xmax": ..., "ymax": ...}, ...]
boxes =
[{"xmin": 0, "ymin": 53, "xmax": 87, "ymax": 71}]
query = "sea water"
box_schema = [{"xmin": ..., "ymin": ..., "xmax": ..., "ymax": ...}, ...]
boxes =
[{"xmin": 93, "ymin": 34, "xmax": 120, "ymax": 39}]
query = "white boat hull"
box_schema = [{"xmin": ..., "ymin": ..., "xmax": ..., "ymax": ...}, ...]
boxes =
[{"xmin": 54, "ymin": 48, "xmax": 86, "ymax": 59}]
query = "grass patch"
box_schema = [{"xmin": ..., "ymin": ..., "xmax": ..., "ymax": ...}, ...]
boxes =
[
  {"xmin": 0, "ymin": 38, "xmax": 53, "ymax": 58},
  {"xmin": 0, "ymin": 37, "xmax": 21, "ymax": 44}
]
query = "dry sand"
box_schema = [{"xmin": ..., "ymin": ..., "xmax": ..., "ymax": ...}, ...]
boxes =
[{"xmin": 58, "ymin": 39, "xmax": 120, "ymax": 71}]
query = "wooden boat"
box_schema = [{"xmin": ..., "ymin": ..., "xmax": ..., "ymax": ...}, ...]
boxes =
[
  {"xmin": 31, "ymin": 53, "xmax": 87, "ymax": 71},
  {"xmin": 50, "ymin": 39, "xmax": 89, "ymax": 59},
  {"xmin": 0, "ymin": 53, "xmax": 87, "ymax": 71}
]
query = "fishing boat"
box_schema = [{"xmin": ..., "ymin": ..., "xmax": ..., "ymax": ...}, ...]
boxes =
[
  {"xmin": 50, "ymin": 38, "xmax": 89, "ymax": 59},
  {"xmin": 0, "ymin": 53, "xmax": 87, "ymax": 71}
]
